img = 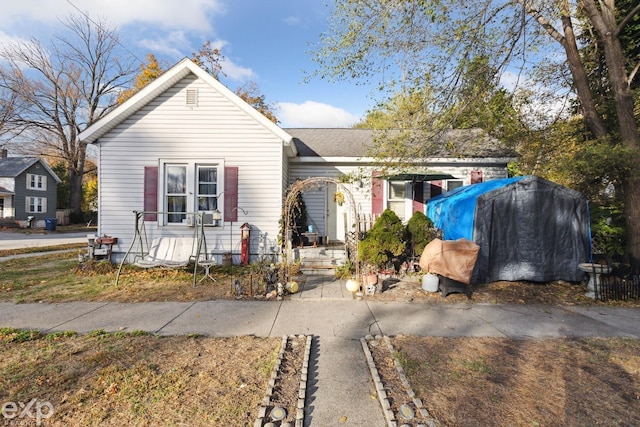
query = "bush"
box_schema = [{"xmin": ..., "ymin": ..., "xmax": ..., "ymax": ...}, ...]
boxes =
[
  {"xmin": 359, "ymin": 209, "xmax": 406, "ymax": 270},
  {"xmin": 406, "ymin": 211, "xmax": 435, "ymax": 256}
]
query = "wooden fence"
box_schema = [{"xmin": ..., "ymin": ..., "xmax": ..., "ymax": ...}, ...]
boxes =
[
  {"xmin": 56, "ymin": 209, "xmax": 72, "ymax": 226},
  {"xmin": 357, "ymin": 214, "xmax": 379, "ymax": 233}
]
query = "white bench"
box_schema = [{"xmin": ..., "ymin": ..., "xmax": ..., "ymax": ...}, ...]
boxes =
[{"xmin": 134, "ymin": 237, "xmax": 197, "ymax": 268}]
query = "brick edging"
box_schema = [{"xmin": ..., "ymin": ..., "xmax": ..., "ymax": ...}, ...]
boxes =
[{"xmin": 254, "ymin": 335, "xmax": 312, "ymax": 427}]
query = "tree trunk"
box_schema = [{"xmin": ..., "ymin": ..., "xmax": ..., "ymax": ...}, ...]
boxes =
[
  {"xmin": 581, "ymin": 0, "xmax": 640, "ymax": 261},
  {"xmin": 558, "ymin": 15, "xmax": 609, "ymax": 138}
]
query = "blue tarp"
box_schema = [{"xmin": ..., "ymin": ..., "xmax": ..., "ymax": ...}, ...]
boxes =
[
  {"xmin": 426, "ymin": 176, "xmax": 525, "ymax": 240},
  {"xmin": 426, "ymin": 176, "xmax": 591, "ymax": 283}
]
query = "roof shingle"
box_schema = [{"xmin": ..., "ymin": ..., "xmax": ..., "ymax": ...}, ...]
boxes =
[{"xmin": 284, "ymin": 128, "xmax": 517, "ymax": 159}]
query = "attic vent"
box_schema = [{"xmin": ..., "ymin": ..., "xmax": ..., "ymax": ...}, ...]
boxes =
[{"xmin": 186, "ymin": 89, "xmax": 198, "ymax": 106}]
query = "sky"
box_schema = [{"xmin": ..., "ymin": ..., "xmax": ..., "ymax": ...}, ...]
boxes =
[{"xmin": 0, "ymin": 0, "xmax": 374, "ymax": 128}]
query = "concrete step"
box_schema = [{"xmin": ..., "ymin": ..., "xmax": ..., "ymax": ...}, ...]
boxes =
[
  {"xmin": 300, "ymin": 266, "xmax": 340, "ymax": 276},
  {"xmin": 295, "ymin": 246, "xmax": 346, "ymax": 260},
  {"xmin": 294, "ymin": 246, "xmax": 347, "ymax": 276}
]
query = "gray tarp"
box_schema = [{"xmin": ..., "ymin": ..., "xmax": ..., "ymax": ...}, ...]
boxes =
[{"xmin": 428, "ymin": 176, "xmax": 591, "ymax": 284}]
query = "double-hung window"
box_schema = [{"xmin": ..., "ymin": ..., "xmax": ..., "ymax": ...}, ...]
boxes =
[
  {"xmin": 26, "ymin": 196, "xmax": 46, "ymax": 213},
  {"xmin": 388, "ymin": 181, "xmax": 408, "ymax": 221},
  {"xmin": 197, "ymin": 166, "xmax": 218, "ymax": 211},
  {"xmin": 160, "ymin": 160, "xmax": 223, "ymax": 225},
  {"xmin": 165, "ymin": 164, "xmax": 187, "ymax": 224},
  {"xmin": 27, "ymin": 173, "xmax": 46, "ymax": 191}
]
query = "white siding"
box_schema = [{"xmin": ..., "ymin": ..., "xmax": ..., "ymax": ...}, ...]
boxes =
[
  {"xmin": 290, "ymin": 160, "xmax": 510, "ymax": 236},
  {"xmin": 97, "ymin": 74, "xmax": 285, "ymax": 262},
  {"xmin": 289, "ymin": 162, "xmax": 372, "ymax": 238}
]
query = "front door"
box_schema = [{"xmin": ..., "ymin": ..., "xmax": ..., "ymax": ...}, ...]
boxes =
[{"xmin": 326, "ymin": 184, "xmax": 346, "ymax": 243}]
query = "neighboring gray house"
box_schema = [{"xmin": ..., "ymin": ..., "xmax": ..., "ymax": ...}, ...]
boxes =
[
  {"xmin": 0, "ymin": 150, "xmax": 62, "ymax": 226},
  {"xmin": 78, "ymin": 58, "xmax": 516, "ymax": 264}
]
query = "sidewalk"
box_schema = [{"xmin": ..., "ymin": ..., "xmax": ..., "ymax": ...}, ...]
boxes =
[{"xmin": 1, "ymin": 279, "xmax": 639, "ymax": 426}]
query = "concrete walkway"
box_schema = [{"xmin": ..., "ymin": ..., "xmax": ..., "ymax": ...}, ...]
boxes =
[{"xmin": 1, "ymin": 277, "xmax": 640, "ymax": 426}]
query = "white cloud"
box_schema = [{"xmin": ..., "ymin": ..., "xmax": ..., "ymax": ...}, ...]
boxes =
[
  {"xmin": 0, "ymin": 31, "xmax": 32, "ymax": 49},
  {"xmin": 276, "ymin": 101, "xmax": 359, "ymax": 128},
  {"xmin": 283, "ymin": 16, "xmax": 304, "ymax": 27},
  {"xmin": 220, "ymin": 58, "xmax": 255, "ymax": 81},
  {"xmin": 138, "ymin": 31, "xmax": 190, "ymax": 58},
  {"xmin": 499, "ymin": 71, "xmax": 522, "ymax": 92},
  {"xmin": 0, "ymin": 0, "xmax": 225, "ymax": 33}
]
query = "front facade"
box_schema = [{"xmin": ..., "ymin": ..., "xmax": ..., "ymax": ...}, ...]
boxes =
[
  {"xmin": 287, "ymin": 128, "xmax": 516, "ymax": 243},
  {"xmin": 79, "ymin": 59, "xmax": 294, "ymax": 264},
  {"xmin": 79, "ymin": 59, "xmax": 516, "ymax": 264},
  {"xmin": 0, "ymin": 151, "xmax": 61, "ymax": 225}
]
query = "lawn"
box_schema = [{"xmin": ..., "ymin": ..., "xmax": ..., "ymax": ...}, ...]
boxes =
[
  {"xmin": 2, "ymin": 252, "xmax": 640, "ymax": 426},
  {"xmin": 0, "ymin": 328, "xmax": 279, "ymax": 426},
  {"xmin": 0, "ymin": 252, "xmax": 245, "ymax": 303}
]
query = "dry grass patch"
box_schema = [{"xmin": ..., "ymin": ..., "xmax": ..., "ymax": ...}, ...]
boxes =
[
  {"xmin": 391, "ymin": 336, "xmax": 640, "ymax": 426},
  {"xmin": 0, "ymin": 253, "xmax": 241, "ymax": 303},
  {"xmin": 0, "ymin": 328, "xmax": 279, "ymax": 426},
  {"xmin": 3, "ymin": 252, "xmax": 640, "ymax": 307}
]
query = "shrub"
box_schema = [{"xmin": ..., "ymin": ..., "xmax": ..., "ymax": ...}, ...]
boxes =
[
  {"xmin": 359, "ymin": 209, "xmax": 406, "ymax": 270},
  {"xmin": 406, "ymin": 211, "xmax": 435, "ymax": 257}
]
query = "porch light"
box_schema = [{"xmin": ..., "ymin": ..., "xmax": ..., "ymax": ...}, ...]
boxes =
[{"xmin": 212, "ymin": 208, "xmax": 222, "ymax": 222}]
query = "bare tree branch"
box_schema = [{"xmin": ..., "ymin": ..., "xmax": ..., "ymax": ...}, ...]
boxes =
[{"xmin": 0, "ymin": 13, "xmax": 135, "ymax": 215}]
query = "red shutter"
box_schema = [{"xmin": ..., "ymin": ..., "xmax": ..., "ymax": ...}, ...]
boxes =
[
  {"xmin": 430, "ymin": 181, "xmax": 443, "ymax": 197},
  {"xmin": 224, "ymin": 166, "xmax": 238, "ymax": 222},
  {"xmin": 371, "ymin": 171, "xmax": 384, "ymax": 215},
  {"xmin": 143, "ymin": 166, "xmax": 158, "ymax": 221}
]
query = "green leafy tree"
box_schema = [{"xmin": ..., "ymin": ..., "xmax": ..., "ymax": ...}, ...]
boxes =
[
  {"xmin": 355, "ymin": 87, "xmax": 435, "ymax": 130},
  {"xmin": 52, "ymin": 162, "xmax": 70, "ymax": 210},
  {"xmin": 316, "ymin": 0, "xmax": 640, "ymax": 262}
]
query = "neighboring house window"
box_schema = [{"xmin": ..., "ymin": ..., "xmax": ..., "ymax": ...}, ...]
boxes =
[
  {"xmin": 27, "ymin": 173, "xmax": 46, "ymax": 191},
  {"xmin": 26, "ymin": 196, "xmax": 46, "ymax": 213}
]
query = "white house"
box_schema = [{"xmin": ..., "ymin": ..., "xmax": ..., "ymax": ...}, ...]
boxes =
[{"xmin": 78, "ymin": 58, "xmax": 516, "ymax": 264}]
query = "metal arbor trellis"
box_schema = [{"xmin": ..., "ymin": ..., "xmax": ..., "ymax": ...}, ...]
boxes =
[{"xmin": 283, "ymin": 177, "xmax": 360, "ymax": 281}]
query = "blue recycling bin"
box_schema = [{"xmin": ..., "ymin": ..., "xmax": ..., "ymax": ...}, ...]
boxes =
[{"xmin": 45, "ymin": 218, "xmax": 57, "ymax": 231}]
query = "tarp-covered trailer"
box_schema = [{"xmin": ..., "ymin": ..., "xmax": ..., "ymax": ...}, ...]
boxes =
[{"xmin": 426, "ymin": 176, "xmax": 591, "ymax": 284}]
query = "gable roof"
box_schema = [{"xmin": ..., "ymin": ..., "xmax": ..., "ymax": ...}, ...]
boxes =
[
  {"xmin": 0, "ymin": 157, "xmax": 62, "ymax": 183},
  {"xmin": 79, "ymin": 58, "xmax": 293, "ymax": 149},
  {"xmin": 285, "ymin": 128, "xmax": 518, "ymax": 159}
]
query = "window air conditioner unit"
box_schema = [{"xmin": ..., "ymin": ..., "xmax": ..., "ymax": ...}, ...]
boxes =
[
  {"xmin": 201, "ymin": 211, "xmax": 216, "ymax": 226},
  {"xmin": 186, "ymin": 214, "xmax": 196, "ymax": 227}
]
